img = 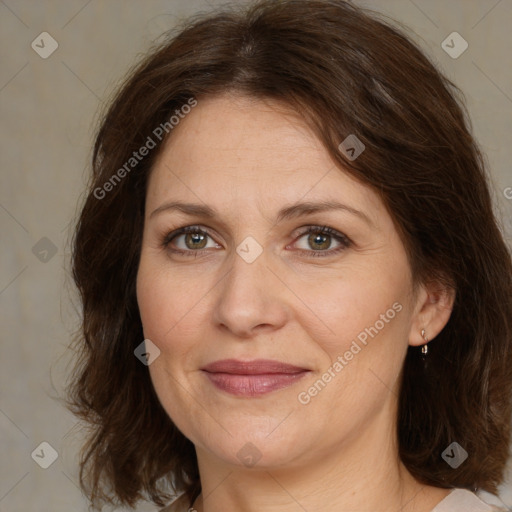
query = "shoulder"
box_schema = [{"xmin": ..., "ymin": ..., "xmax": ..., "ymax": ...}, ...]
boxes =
[
  {"xmin": 159, "ymin": 488, "xmax": 511, "ymax": 511},
  {"xmin": 158, "ymin": 488, "xmax": 510, "ymax": 511},
  {"xmin": 158, "ymin": 492, "xmax": 192, "ymax": 512},
  {"xmin": 431, "ymin": 488, "xmax": 509, "ymax": 512}
]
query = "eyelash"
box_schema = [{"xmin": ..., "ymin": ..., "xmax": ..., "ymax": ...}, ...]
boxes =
[{"xmin": 161, "ymin": 225, "xmax": 352, "ymax": 258}]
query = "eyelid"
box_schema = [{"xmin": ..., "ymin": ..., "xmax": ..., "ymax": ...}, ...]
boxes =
[
  {"xmin": 162, "ymin": 225, "xmax": 222, "ymax": 253},
  {"xmin": 162, "ymin": 225, "xmax": 216, "ymax": 246},
  {"xmin": 290, "ymin": 225, "xmax": 350, "ymax": 243},
  {"xmin": 289, "ymin": 225, "xmax": 352, "ymax": 256}
]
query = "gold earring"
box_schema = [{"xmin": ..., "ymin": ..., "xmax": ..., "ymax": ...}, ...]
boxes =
[{"xmin": 421, "ymin": 329, "xmax": 429, "ymax": 355}]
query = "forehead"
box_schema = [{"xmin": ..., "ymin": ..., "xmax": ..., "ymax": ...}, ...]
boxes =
[{"xmin": 146, "ymin": 94, "xmax": 385, "ymax": 224}]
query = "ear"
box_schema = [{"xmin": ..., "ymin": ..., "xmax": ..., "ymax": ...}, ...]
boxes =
[{"xmin": 408, "ymin": 280, "xmax": 456, "ymax": 347}]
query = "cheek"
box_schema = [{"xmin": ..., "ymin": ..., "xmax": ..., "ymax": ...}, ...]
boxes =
[
  {"xmin": 136, "ymin": 257, "xmax": 202, "ymax": 344},
  {"xmin": 292, "ymin": 264, "xmax": 413, "ymax": 417},
  {"xmin": 136, "ymin": 262, "xmax": 202, "ymax": 430},
  {"xmin": 137, "ymin": 267, "xmax": 169, "ymax": 341},
  {"xmin": 295, "ymin": 263, "xmax": 410, "ymax": 355}
]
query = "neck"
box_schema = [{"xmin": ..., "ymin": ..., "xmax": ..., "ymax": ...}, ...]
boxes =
[{"xmin": 191, "ymin": 405, "xmax": 449, "ymax": 512}]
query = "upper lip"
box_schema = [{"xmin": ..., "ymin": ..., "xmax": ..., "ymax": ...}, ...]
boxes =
[{"xmin": 201, "ymin": 359, "xmax": 309, "ymax": 375}]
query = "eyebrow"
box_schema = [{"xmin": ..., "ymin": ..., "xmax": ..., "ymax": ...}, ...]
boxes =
[{"xmin": 150, "ymin": 200, "xmax": 374, "ymax": 227}]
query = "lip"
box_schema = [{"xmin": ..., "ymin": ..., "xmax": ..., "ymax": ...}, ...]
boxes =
[
  {"xmin": 202, "ymin": 359, "xmax": 308, "ymax": 374},
  {"xmin": 201, "ymin": 359, "xmax": 310, "ymax": 397}
]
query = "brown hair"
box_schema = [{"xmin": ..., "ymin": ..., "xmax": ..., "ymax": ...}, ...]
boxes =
[{"xmin": 67, "ymin": 0, "xmax": 512, "ymax": 509}]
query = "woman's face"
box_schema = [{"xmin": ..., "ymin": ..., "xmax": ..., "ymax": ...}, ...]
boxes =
[{"xmin": 136, "ymin": 94, "xmax": 426, "ymax": 471}]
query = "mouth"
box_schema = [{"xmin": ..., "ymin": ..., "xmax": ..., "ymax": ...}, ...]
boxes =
[{"xmin": 200, "ymin": 359, "xmax": 311, "ymax": 397}]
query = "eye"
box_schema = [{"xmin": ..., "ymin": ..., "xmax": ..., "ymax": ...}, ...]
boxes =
[
  {"xmin": 291, "ymin": 226, "xmax": 351, "ymax": 257},
  {"xmin": 162, "ymin": 226, "xmax": 220, "ymax": 256},
  {"xmin": 162, "ymin": 225, "xmax": 351, "ymax": 258}
]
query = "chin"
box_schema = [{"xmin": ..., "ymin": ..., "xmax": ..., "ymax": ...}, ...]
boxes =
[{"xmin": 193, "ymin": 420, "xmax": 314, "ymax": 470}]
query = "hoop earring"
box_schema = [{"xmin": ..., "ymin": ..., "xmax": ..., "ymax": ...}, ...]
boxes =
[{"xmin": 421, "ymin": 329, "xmax": 429, "ymax": 357}]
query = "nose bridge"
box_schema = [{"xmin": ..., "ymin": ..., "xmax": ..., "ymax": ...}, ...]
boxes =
[{"xmin": 212, "ymin": 241, "xmax": 287, "ymax": 336}]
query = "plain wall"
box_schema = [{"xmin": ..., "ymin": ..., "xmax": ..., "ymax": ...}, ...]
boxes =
[{"xmin": 0, "ymin": 1, "xmax": 511, "ymax": 510}]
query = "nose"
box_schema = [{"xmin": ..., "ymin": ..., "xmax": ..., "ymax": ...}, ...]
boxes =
[{"xmin": 211, "ymin": 246, "xmax": 290, "ymax": 338}]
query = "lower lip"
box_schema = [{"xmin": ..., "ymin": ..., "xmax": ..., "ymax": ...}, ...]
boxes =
[{"xmin": 203, "ymin": 371, "xmax": 309, "ymax": 397}]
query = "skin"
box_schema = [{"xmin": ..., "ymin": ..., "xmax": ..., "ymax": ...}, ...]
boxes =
[{"xmin": 136, "ymin": 94, "xmax": 455, "ymax": 512}]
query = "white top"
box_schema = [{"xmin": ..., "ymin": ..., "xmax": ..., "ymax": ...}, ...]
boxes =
[{"xmin": 159, "ymin": 488, "xmax": 508, "ymax": 511}]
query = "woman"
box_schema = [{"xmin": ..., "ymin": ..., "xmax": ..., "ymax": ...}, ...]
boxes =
[{"xmin": 67, "ymin": 1, "xmax": 512, "ymax": 511}]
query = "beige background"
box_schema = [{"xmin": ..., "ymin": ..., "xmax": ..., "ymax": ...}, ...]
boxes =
[{"xmin": 1, "ymin": 1, "xmax": 511, "ymax": 510}]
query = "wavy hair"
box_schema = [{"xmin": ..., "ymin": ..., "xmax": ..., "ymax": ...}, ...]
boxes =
[{"xmin": 67, "ymin": 0, "xmax": 512, "ymax": 509}]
